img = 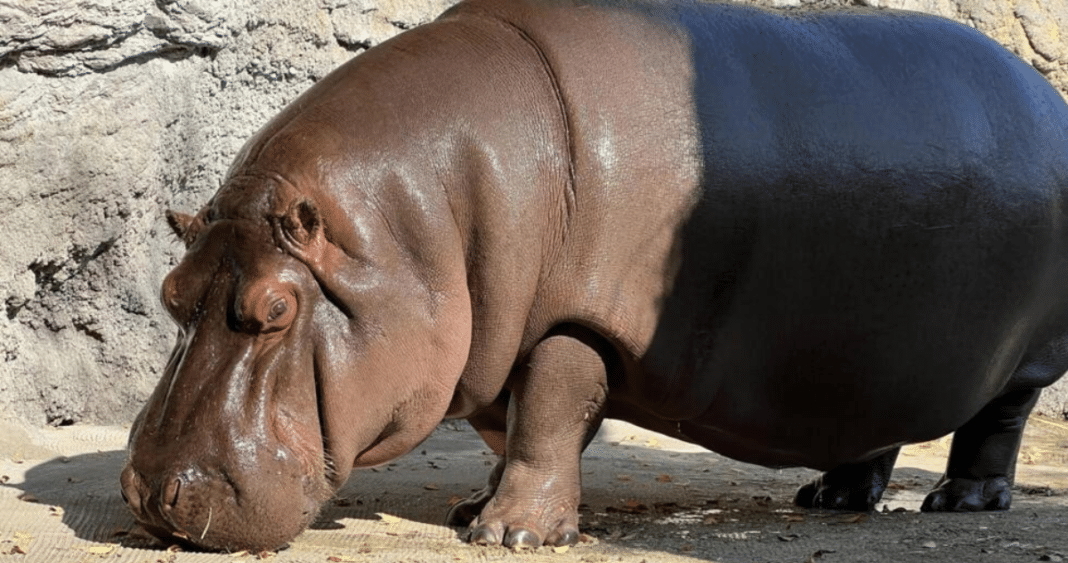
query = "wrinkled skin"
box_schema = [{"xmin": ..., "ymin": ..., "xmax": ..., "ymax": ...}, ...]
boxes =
[{"xmin": 123, "ymin": 0, "xmax": 1068, "ymax": 553}]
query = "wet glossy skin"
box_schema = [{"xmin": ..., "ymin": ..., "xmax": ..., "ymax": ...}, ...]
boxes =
[
  {"xmin": 123, "ymin": 174, "xmax": 473, "ymax": 550},
  {"xmin": 123, "ymin": 0, "xmax": 1068, "ymax": 552},
  {"xmin": 122, "ymin": 215, "xmax": 330, "ymax": 549}
]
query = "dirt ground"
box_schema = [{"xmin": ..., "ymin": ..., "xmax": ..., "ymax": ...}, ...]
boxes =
[{"xmin": 1, "ymin": 416, "xmax": 1066, "ymax": 563}]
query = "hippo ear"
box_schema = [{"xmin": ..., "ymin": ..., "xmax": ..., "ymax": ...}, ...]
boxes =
[
  {"xmin": 281, "ymin": 199, "xmax": 322, "ymax": 247},
  {"xmin": 275, "ymin": 200, "xmax": 332, "ymax": 271},
  {"xmin": 165, "ymin": 210, "xmax": 202, "ymax": 248}
]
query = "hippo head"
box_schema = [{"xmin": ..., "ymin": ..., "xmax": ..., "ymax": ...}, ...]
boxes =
[{"xmin": 121, "ymin": 177, "xmax": 471, "ymax": 551}]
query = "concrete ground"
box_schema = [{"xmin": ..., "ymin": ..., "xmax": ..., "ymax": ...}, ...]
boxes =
[{"xmin": 1, "ymin": 416, "xmax": 1066, "ymax": 563}]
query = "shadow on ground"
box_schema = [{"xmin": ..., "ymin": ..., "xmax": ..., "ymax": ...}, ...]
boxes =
[{"xmin": 2, "ymin": 450, "xmax": 134, "ymax": 544}]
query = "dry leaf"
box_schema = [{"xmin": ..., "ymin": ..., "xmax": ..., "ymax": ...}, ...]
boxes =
[
  {"xmin": 840, "ymin": 514, "xmax": 867, "ymax": 524},
  {"xmin": 424, "ymin": 483, "xmax": 439, "ymax": 491},
  {"xmin": 646, "ymin": 438, "xmax": 660, "ymax": 448},
  {"xmin": 378, "ymin": 513, "xmax": 402, "ymax": 524},
  {"xmin": 552, "ymin": 545, "xmax": 570, "ymax": 554},
  {"xmin": 231, "ymin": 550, "xmax": 251, "ymax": 557},
  {"xmin": 656, "ymin": 474, "xmax": 673, "ymax": 483},
  {"xmin": 607, "ymin": 500, "xmax": 649, "ymax": 514},
  {"xmin": 804, "ymin": 549, "xmax": 837, "ymax": 563},
  {"xmin": 9, "ymin": 545, "xmax": 27, "ymax": 555},
  {"xmin": 87, "ymin": 545, "xmax": 116, "ymax": 555},
  {"xmin": 49, "ymin": 506, "xmax": 64, "ymax": 517},
  {"xmin": 327, "ymin": 556, "xmax": 359, "ymax": 562},
  {"xmin": 16, "ymin": 493, "xmax": 37, "ymax": 503}
]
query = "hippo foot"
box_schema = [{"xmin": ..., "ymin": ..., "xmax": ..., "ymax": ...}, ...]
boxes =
[
  {"xmin": 794, "ymin": 449, "xmax": 899, "ymax": 512},
  {"xmin": 921, "ymin": 476, "xmax": 1012, "ymax": 512},
  {"xmin": 455, "ymin": 462, "xmax": 581, "ymax": 549},
  {"xmin": 466, "ymin": 498, "xmax": 581, "ymax": 550},
  {"xmin": 446, "ymin": 457, "xmax": 503, "ymax": 528},
  {"xmin": 794, "ymin": 477, "xmax": 883, "ymax": 512},
  {"xmin": 446, "ymin": 487, "xmax": 493, "ymax": 528}
]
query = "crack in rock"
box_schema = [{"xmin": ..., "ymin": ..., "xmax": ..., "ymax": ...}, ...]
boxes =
[
  {"xmin": 28, "ymin": 237, "xmax": 120, "ymax": 294},
  {"xmin": 1015, "ymin": 7, "xmax": 1063, "ymax": 65},
  {"xmin": 1, "ymin": 3, "xmax": 228, "ymax": 76}
]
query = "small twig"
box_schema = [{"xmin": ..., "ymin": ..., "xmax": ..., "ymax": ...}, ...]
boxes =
[
  {"xmin": 1032, "ymin": 417, "xmax": 1068, "ymax": 432},
  {"xmin": 200, "ymin": 507, "xmax": 213, "ymax": 541}
]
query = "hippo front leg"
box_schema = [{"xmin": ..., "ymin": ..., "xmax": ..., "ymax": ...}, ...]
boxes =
[
  {"xmin": 456, "ymin": 330, "xmax": 608, "ymax": 549},
  {"xmin": 445, "ymin": 400, "xmax": 507, "ymax": 526}
]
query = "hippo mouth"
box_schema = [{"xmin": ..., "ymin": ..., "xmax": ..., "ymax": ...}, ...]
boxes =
[{"xmin": 122, "ymin": 423, "xmax": 339, "ymax": 552}]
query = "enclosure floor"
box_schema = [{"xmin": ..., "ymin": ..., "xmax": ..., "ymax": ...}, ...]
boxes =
[{"xmin": 1, "ymin": 417, "xmax": 1066, "ymax": 563}]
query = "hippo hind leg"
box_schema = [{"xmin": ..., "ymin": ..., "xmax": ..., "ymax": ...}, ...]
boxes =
[
  {"xmin": 794, "ymin": 448, "xmax": 899, "ymax": 512},
  {"xmin": 923, "ymin": 336, "xmax": 1067, "ymax": 512},
  {"xmin": 920, "ymin": 388, "xmax": 1039, "ymax": 511}
]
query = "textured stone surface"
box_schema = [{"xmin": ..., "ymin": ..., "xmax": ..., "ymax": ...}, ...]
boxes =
[
  {"xmin": 0, "ymin": 0, "xmax": 456, "ymax": 425},
  {"xmin": 0, "ymin": 0, "xmax": 1066, "ymax": 426}
]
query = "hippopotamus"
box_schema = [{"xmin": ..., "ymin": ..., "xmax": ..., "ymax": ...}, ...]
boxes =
[{"xmin": 120, "ymin": 0, "xmax": 1068, "ymax": 552}]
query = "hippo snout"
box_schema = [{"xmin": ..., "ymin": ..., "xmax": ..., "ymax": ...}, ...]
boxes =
[{"xmin": 120, "ymin": 461, "xmax": 320, "ymax": 552}]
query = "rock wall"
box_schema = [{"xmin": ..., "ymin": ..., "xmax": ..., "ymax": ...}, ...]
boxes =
[
  {"xmin": 0, "ymin": 0, "xmax": 458, "ymax": 425},
  {"xmin": 1, "ymin": 0, "xmax": 1066, "ymax": 426}
]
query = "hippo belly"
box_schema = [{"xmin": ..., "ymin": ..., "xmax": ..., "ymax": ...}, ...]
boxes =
[{"xmin": 653, "ymin": 145, "xmax": 1057, "ymax": 470}]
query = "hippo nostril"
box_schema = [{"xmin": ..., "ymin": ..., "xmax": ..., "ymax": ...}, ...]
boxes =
[
  {"xmin": 119, "ymin": 466, "xmax": 145, "ymax": 517},
  {"xmin": 162, "ymin": 478, "xmax": 182, "ymax": 511}
]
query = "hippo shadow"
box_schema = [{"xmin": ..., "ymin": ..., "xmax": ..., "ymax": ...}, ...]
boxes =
[
  {"xmin": 2, "ymin": 426, "xmax": 951, "ymax": 560},
  {"xmin": 305, "ymin": 421, "xmax": 948, "ymax": 555},
  {"xmin": 2, "ymin": 449, "xmax": 156, "ymax": 547},
  {"xmin": 307, "ymin": 421, "xmax": 494, "ymax": 538}
]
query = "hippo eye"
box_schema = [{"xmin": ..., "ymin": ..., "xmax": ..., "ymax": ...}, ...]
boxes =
[{"xmin": 267, "ymin": 299, "xmax": 288, "ymax": 322}]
